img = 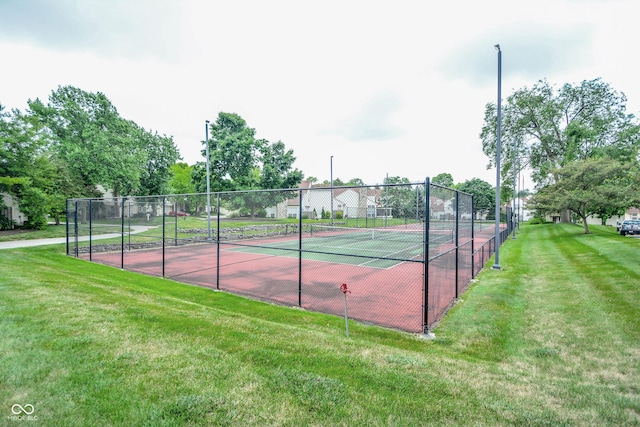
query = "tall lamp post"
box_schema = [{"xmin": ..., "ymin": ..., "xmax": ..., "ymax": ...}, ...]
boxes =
[
  {"xmin": 205, "ymin": 120, "xmax": 211, "ymax": 241},
  {"xmin": 330, "ymin": 155, "xmax": 334, "ymax": 226},
  {"xmin": 512, "ymin": 137, "xmax": 517, "ymax": 239},
  {"xmin": 492, "ymin": 44, "xmax": 502, "ymax": 270}
]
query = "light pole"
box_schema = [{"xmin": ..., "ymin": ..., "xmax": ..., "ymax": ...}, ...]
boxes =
[
  {"xmin": 512, "ymin": 137, "xmax": 517, "ymax": 239},
  {"xmin": 492, "ymin": 43, "xmax": 502, "ymax": 270},
  {"xmin": 205, "ymin": 120, "xmax": 211, "ymax": 241},
  {"xmin": 330, "ymin": 155, "xmax": 334, "ymax": 226}
]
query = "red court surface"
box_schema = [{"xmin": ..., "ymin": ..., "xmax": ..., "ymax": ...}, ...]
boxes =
[{"xmin": 83, "ymin": 227, "xmax": 500, "ymax": 333}]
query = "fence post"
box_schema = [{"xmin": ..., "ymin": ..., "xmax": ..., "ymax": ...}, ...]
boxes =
[
  {"xmin": 216, "ymin": 193, "xmax": 221, "ymax": 290},
  {"xmin": 162, "ymin": 196, "xmax": 166, "ymax": 278},
  {"xmin": 74, "ymin": 201, "xmax": 79, "ymax": 258},
  {"xmin": 89, "ymin": 199, "xmax": 93, "ymax": 261},
  {"xmin": 423, "ymin": 178, "xmax": 430, "ymax": 333},
  {"xmin": 455, "ymin": 191, "xmax": 460, "ymax": 299},
  {"xmin": 65, "ymin": 199, "xmax": 70, "ymax": 256},
  {"xmin": 471, "ymin": 195, "xmax": 475, "ymax": 278},
  {"xmin": 120, "ymin": 197, "xmax": 125, "ymax": 269},
  {"xmin": 298, "ymin": 189, "xmax": 303, "ymax": 307}
]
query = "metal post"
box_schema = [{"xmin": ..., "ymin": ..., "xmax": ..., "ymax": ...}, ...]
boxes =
[
  {"xmin": 206, "ymin": 120, "xmax": 212, "ymax": 241},
  {"xmin": 74, "ymin": 201, "xmax": 79, "ymax": 258},
  {"xmin": 330, "ymin": 155, "xmax": 334, "ymax": 225},
  {"xmin": 162, "ymin": 196, "xmax": 166, "ymax": 278},
  {"xmin": 471, "ymin": 194, "xmax": 475, "ymax": 278},
  {"xmin": 512, "ymin": 138, "xmax": 517, "ymax": 239},
  {"xmin": 65, "ymin": 199, "xmax": 70, "ymax": 256},
  {"xmin": 385, "ymin": 173, "xmax": 389, "ymax": 227},
  {"xmin": 298, "ymin": 189, "xmax": 303, "ymax": 307},
  {"xmin": 128, "ymin": 199, "xmax": 131, "ymax": 250},
  {"xmin": 89, "ymin": 200, "xmax": 93, "ymax": 261},
  {"xmin": 492, "ymin": 44, "xmax": 502, "ymax": 270},
  {"xmin": 423, "ymin": 178, "xmax": 430, "ymax": 333},
  {"xmin": 121, "ymin": 197, "xmax": 125, "ymax": 269},
  {"xmin": 216, "ymin": 194, "xmax": 221, "ymax": 290},
  {"xmin": 455, "ymin": 191, "xmax": 460, "ymax": 299}
]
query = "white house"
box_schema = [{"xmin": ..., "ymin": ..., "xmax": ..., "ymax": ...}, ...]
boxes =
[
  {"xmin": 267, "ymin": 181, "xmax": 386, "ymax": 220},
  {"xmin": 0, "ymin": 192, "xmax": 25, "ymax": 227}
]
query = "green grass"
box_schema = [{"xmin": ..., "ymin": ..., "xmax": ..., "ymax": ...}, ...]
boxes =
[
  {"xmin": 1, "ymin": 223, "xmax": 639, "ymax": 425},
  {"xmin": 0, "ymin": 224, "xmax": 70, "ymax": 242}
]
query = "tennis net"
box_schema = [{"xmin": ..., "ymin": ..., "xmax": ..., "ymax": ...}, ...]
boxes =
[{"xmin": 309, "ymin": 224, "xmax": 424, "ymax": 244}]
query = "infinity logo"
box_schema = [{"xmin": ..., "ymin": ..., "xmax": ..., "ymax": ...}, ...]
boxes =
[{"xmin": 11, "ymin": 404, "xmax": 35, "ymax": 415}]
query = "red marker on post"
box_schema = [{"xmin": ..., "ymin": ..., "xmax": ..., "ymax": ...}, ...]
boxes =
[{"xmin": 340, "ymin": 283, "xmax": 351, "ymax": 337}]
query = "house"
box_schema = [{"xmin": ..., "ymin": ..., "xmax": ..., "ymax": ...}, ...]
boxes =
[
  {"xmin": 586, "ymin": 206, "xmax": 639, "ymax": 227},
  {"xmin": 0, "ymin": 192, "xmax": 25, "ymax": 228},
  {"xmin": 267, "ymin": 181, "xmax": 388, "ymax": 220}
]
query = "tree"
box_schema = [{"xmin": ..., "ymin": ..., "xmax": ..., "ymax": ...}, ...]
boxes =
[
  {"xmin": 530, "ymin": 157, "xmax": 640, "ymax": 233},
  {"xmin": 481, "ymin": 78, "xmax": 640, "ymax": 189},
  {"xmin": 383, "ymin": 176, "xmax": 417, "ymax": 218},
  {"xmin": 169, "ymin": 163, "xmax": 195, "ymax": 194},
  {"xmin": 456, "ymin": 178, "xmax": 495, "ymax": 219},
  {"xmin": 0, "ymin": 105, "xmax": 70, "ymax": 227},
  {"xmin": 28, "ymin": 86, "xmax": 179, "ymax": 198},
  {"xmin": 432, "ymin": 173, "xmax": 454, "ymax": 188},
  {"xmin": 346, "ymin": 178, "xmax": 365, "ymax": 186},
  {"xmin": 197, "ymin": 112, "xmax": 303, "ymax": 217},
  {"xmin": 137, "ymin": 127, "xmax": 181, "ymax": 195},
  {"xmin": 202, "ymin": 112, "xmax": 258, "ymax": 192}
]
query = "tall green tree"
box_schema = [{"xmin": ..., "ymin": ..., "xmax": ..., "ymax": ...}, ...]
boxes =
[
  {"xmin": 195, "ymin": 112, "xmax": 303, "ymax": 217},
  {"xmin": 0, "ymin": 105, "xmax": 61, "ymax": 228},
  {"xmin": 456, "ymin": 178, "xmax": 495, "ymax": 219},
  {"xmin": 382, "ymin": 176, "xmax": 417, "ymax": 218},
  {"xmin": 432, "ymin": 173, "xmax": 454, "ymax": 188},
  {"xmin": 137, "ymin": 127, "xmax": 181, "ymax": 195},
  {"xmin": 28, "ymin": 86, "xmax": 179, "ymax": 198},
  {"xmin": 480, "ymin": 78, "xmax": 640, "ymax": 188},
  {"xmin": 202, "ymin": 112, "xmax": 257, "ymax": 192},
  {"xmin": 531, "ymin": 157, "xmax": 640, "ymax": 233}
]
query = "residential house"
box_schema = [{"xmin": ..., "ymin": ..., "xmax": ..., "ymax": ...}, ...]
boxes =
[
  {"xmin": 0, "ymin": 192, "xmax": 25, "ymax": 228},
  {"xmin": 267, "ymin": 181, "xmax": 387, "ymax": 220}
]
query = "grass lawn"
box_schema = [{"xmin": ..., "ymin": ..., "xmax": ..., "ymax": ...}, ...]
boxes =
[
  {"xmin": 1, "ymin": 223, "xmax": 639, "ymax": 426},
  {"xmin": 0, "ymin": 224, "xmax": 69, "ymax": 242}
]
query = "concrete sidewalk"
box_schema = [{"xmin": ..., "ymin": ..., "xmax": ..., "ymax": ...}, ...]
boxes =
[{"xmin": 0, "ymin": 225, "xmax": 155, "ymax": 249}]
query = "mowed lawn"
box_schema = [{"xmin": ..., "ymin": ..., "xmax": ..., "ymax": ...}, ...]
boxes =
[{"xmin": 1, "ymin": 223, "xmax": 639, "ymax": 426}]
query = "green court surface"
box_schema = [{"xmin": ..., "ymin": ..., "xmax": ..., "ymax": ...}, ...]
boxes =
[{"xmin": 226, "ymin": 227, "xmax": 452, "ymax": 269}]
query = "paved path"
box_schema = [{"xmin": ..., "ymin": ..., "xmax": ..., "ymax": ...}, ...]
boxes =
[{"xmin": 0, "ymin": 225, "xmax": 156, "ymax": 249}]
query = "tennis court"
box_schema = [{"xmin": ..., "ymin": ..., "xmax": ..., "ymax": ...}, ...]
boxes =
[
  {"xmin": 67, "ymin": 181, "xmax": 512, "ymax": 333},
  {"xmin": 227, "ymin": 224, "xmax": 439, "ymax": 269}
]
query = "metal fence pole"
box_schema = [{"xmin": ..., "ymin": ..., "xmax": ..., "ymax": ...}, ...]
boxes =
[
  {"xmin": 89, "ymin": 199, "xmax": 93, "ymax": 261},
  {"xmin": 74, "ymin": 201, "xmax": 79, "ymax": 258},
  {"xmin": 216, "ymin": 193, "xmax": 221, "ymax": 290},
  {"xmin": 65, "ymin": 199, "xmax": 70, "ymax": 256},
  {"xmin": 298, "ymin": 189, "xmax": 303, "ymax": 307},
  {"xmin": 455, "ymin": 191, "xmax": 460, "ymax": 299},
  {"xmin": 162, "ymin": 196, "xmax": 166, "ymax": 278},
  {"xmin": 471, "ymin": 195, "xmax": 475, "ymax": 278},
  {"xmin": 121, "ymin": 197, "xmax": 125, "ymax": 269},
  {"xmin": 423, "ymin": 178, "xmax": 430, "ymax": 333}
]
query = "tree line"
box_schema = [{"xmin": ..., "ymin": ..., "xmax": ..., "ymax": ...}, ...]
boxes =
[
  {"xmin": 4, "ymin": 78, "xmax": 638, "ymax": 232},
  {"xmin": 481, "ymin": 78, "xmax": 640, "ymax": 233},
  {"xmin": 1, "ymin": 86, "xmax": 182, "ymax": 229}
]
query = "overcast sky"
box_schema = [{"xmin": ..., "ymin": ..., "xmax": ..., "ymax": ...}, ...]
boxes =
[{"xmin": 1, "ymin": 0, "xmax": 639, "ymax": 188}]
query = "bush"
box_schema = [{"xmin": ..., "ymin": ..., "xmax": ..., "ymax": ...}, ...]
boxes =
[
  {"xmin": 18, "ymin": 187, "xmax": 48, "ymax": 230},
  {"xmin": 529, "ymin": 215, "xmax": 546, "ymax": 225},
  {"xmin": 0, "ymin": 214, "xmax": 14, "ymax": 231}
]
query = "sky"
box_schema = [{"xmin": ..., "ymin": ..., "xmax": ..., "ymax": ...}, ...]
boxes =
[{"xmin": 1, "ymin": 0, "xmax": 639, "ymax": 188}]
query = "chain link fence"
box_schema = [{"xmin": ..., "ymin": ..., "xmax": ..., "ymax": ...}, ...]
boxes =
[{"xmin": 67, "ymin": 179, "xmax": 511, "ymax": 333}]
